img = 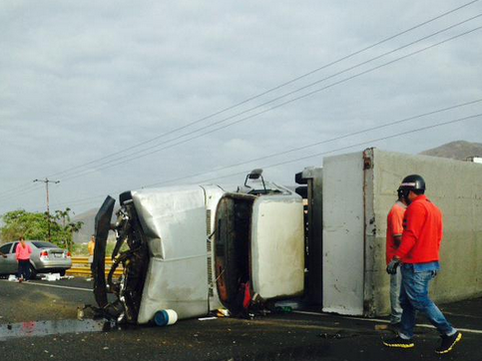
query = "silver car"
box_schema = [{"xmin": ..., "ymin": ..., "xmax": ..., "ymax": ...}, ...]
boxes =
[{"xmin": 0, "ymin": 241, "xmax": 72, "ymax": 278}]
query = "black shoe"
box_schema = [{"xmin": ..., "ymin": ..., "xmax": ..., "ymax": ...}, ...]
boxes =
[
  {"xmin": 383, "ymin": 335, "xmax": 414, "ymax": 349},
  {"xmin": 435, "ymin": 331, "xmax": 462, "ymax": 354}
]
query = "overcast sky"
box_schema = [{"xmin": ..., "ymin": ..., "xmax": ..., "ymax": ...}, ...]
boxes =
[{"xmin": 1, "ymin": 0, "xmax": 481, "ymax": 216}]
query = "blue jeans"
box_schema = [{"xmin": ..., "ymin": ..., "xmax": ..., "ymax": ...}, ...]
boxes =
[
  {"xmin": 390, "ymin": 271, "xmax": 402, "ymax": 324},
  {"xmin": 399, "ymin": 264, "xmax": 456, "ymax": 339}
]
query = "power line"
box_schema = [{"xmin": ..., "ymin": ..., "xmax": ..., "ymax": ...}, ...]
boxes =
[
  {"xmin": 45, "ymin": 102, "xmax": 482, "ymax": 210},
  {"xmin": 49, "ymin": 187, "xmax": 129, "ymax": 208},
  {"xmin": 51, "ymin": 194, "xmax": 108, "ymax": 209},
  {"xmin": 141, "ymin": 98, "xmax": 482, "ymax": 188},
  {"xmin": 58, "ymin": 22, "xmax": 482, "ymax": 182},
  {"xmin": 58, "ymin": 112, "xmax": 482, "ymax": 206},
  {"xmin": 0, "ymin": 180, "xmax": 59, "ymax": 212},
  {"xmin": 43, "ymin": 1, "xmax": 480, "ymax": 180},
  {"xmin": 192, "ymin": 113, "xmax": 482, "ymax": 185},
  {"xmin": 0, "ymin": 181, "xmax": 39, "ymax": 198},
  {"xmin": 3, "ymin": 2, "xmax": 480, "ymax": 207},
  {"xmin": 5, "ymin": 22, "xmax": 482, "ymax": 211},
  {"xmin": 0, "ymin": 183, "xmax": 44, "ymax": 205}
]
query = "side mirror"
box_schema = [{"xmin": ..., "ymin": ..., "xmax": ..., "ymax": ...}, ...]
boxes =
[
  {"xmin": 248, "ymin": 168, "xmax": 263, "ymax": 180},
  {"xmin": 244, "ymin": 169, "xmax": 267, "ymax": 193}
]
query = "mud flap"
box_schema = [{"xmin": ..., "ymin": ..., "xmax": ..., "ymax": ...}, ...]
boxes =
[{"xmin": 93, "ymin": 196, "xmax": 115, "ymax": 308}]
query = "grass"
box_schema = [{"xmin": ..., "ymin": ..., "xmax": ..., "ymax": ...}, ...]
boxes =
[{"xmin": 73, "ymin": 241, "xmax": 128, "ymax": 257}]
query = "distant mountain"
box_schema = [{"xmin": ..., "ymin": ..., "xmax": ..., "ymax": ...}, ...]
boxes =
[
  {"xmin": 72, "ymin": 208, "xmax": 98, "ymax": 244},
  {"xmin": 420, "ymin": 140, "xmax": 482, "ymax": 161},
  {"xmin": 72, "ymin": 206, "xmax": 118, "ymax": 244}
]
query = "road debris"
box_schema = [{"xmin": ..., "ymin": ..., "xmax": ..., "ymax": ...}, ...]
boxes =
[{"xmin": 318, "ymin": 330, "xmax": 359, "ymax": 339}]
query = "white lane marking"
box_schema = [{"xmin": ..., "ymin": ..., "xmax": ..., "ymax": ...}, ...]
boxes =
[
  {"xmin": 0, "ymin": 280, "xmax": 92, "ymax": 293},
  {"xmin": 294, "ymin": 310, "xmax": 482, "ymax": 335}
]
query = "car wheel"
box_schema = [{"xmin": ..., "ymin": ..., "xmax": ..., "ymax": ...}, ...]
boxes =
[
  {"xmin": 29, "ymin": 265, "xmax": 37, "ymax": 280},
  {"xmin": 59, "ymin": 269, "xmax": 66, "ymax": 277}
]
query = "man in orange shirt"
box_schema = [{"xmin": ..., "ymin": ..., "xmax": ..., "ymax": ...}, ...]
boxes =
[
  {"xmin": 383, "ymin": 175, "xmax": 461, "ymax": 354},
  {"xmin": 385, "ymin": 189, "xmax": 406, "ymax": 328}
]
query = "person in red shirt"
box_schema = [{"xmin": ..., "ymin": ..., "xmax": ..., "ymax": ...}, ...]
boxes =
[
  {"xmin": 385, "ymin": 189, "xmax": 406, "ymax": 327},
  {"xmin": 383, "ymin": 175, "xmax": 461, "ymax": 354},
  {"xmin": 16, "ymin": 236, "xmax": 33, "ymax": 282}
]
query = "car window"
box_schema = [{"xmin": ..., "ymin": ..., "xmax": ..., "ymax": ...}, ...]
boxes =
[
  {"xmin": 32, "ymin": 241, "xmax": 57, "ymax": 248},
  {"xmin": 12, "ymin": 242, "xmax": 19, "ymax": 253},
  {"xmin": 0, "ymin": 244, "xmax": 11, "ymax": 254}
]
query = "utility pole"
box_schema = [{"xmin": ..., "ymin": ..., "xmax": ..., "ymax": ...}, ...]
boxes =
[{"xmin": 34, "ymin": 178, "xmax": 60, "ymax": 242}]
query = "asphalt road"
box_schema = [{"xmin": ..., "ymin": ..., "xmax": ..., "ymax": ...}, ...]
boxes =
[{"xmin": 0, "ymin": 278, "xmax": 481, "ymax": 361}]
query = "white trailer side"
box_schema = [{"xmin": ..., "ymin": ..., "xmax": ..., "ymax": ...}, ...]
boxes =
[{"xmin": 322, "ymin": 148, "xmax": 482, "ymax": 316}]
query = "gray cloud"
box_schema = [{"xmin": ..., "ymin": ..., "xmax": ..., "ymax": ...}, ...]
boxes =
[{"xmin": 0, "ymin": 0, "xmax": 481, "ymax": 215}]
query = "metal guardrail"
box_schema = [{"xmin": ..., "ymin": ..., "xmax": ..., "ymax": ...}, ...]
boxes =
[{"xmin": 67, "ymin": 256, "xmax": 123, "ymax": 277}]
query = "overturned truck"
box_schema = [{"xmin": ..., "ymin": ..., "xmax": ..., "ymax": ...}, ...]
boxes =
[{"xmin": 93, "ymin": 170, "xmax": 305, "ymax": 324}]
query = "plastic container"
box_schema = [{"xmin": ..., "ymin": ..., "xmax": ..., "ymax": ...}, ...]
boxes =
[{"xmin": 153, "ymin": 309, "xmax": 178, "ymax": 327}]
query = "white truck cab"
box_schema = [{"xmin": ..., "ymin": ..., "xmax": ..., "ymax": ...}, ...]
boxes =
[{"xmin": 93, "ymin": 170, "xmax": 304, "ymax": 324}]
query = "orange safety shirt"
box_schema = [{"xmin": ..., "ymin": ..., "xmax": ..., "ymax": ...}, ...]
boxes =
[
  {"xmin": 386, "ymin": 201, "xmax": 406, "ymax": 265},
  {"xmin": 395, "ymin": 195, "xmax": 443, "ymax": 264}
]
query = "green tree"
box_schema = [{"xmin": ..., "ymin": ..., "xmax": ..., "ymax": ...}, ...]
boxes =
[
  {"xmin": 0, "ymin": 210, "xmax": 49, "ymax": 242},
  {"xmin": 52, "ymin": 208, "xmax": 83, "ymax": 252},
  {"xmin": 0, "ymin": 208, "xmax": 83, "ymax": 250}
]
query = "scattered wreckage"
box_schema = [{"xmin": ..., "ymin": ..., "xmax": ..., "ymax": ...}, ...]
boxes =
[{"xmin": 93, "ymin": 170, "xmax": 305, "ymax": 324}]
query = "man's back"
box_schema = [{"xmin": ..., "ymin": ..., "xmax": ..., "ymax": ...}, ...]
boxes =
[{"xmin": 397, "ymin": 195, "xmax": 443, "ymax": 264}]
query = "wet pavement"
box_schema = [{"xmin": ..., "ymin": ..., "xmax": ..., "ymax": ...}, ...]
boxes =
[
  {"xmin": 0, "ymin": 319, "xmax": 114, "ymax": 341},
  {"xmin": 0, "ymin": 278, "xmax": 481, "ymax": 360}
]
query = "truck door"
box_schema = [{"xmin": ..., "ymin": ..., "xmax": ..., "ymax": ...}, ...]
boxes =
[{"xmin": 214, "ymin": 194, "xmax": 255, "ymax": 314}]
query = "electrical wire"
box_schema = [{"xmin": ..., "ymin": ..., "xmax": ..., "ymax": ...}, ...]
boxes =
[
  {"xmin": 46, "ymin": 112, "xmax": 482, "ymax": 211},
  {"xmin": 3, "ymin": 2, "xmax": 480, "ymax": 207},
  {"xmin": 0, "ymin": 184, "xmax": 45, "ymax": 204},
  {"xmin": 10, "ymin": 20, "xmax": 482, "ymax": 209},
  {"xmin": 42, "ymin": 1, "xmax": 480, "ymax": 180},
  {"xmin": 42, "ymin": 102, "xmax": 482, "ymax": 210},
  {"xmin": 192, "ymin": 113, "xmax": 482, "ymax": 185},
  {"xmin": 0, "ymin": 181, "xmax": 39, "ymax": 198},
  {"xmin": 141, "ymin": 98, "xmax": 482, "ymax": 188},
  {"xmin": 58, "ymin": 22, "xmax": 482, "ymax": 182}
]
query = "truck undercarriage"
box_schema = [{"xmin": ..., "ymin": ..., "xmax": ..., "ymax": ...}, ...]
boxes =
[{"xmin": 93, "ymin": 193, "xmax": 150, "ymax": 323}]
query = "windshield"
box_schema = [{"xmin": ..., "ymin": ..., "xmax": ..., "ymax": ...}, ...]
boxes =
[{"xmin": 32, "ymin": 241, "xmax": 57, "ymax": 249}]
